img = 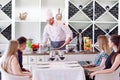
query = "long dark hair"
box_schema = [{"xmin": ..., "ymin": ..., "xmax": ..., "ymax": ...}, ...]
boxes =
[{"xmin": 110, "ymin": 35, "xmax": 120, "ymax": 63}]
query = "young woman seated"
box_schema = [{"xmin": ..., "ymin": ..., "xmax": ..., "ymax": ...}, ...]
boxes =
[
  {"xmin": 83, "ymin": 35, "xmax": 110, "ymax": 71},
  {"xmin": 90, "ymin": 35, "xmax": 120, "ymax": 79},
  {"xmin": 0, "ymin": 40, "xmax": 32, "ymax": 78}
]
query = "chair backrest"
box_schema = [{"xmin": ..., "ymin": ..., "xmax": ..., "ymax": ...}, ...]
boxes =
[
  {"xmin": 95, "ymin": 67, "xmax": 120, "ymax": 80},
  {"xmin": 1, "ymin": 68, "xmax": 30, "ymax": 80}
]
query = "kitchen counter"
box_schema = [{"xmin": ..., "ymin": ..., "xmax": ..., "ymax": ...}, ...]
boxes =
[{"xmin": 23, "ymin": 51, "xmax": 98, "ymax": 55}]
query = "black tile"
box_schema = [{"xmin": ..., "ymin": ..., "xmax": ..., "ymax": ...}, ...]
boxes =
[
  {"xmin": 82, "ymin": 24, "xmax": 93, "ymax": 39},
  {"xmin": 95, "ymin": 1, "xmax": 106, "ymax": 20},
  {"xmin": 1, "ymin": 1, "xmax": 12, "ymax": 18},
  {"xmin": 109, "ymin": 26, "xmax": 118, "ymax": 35},
  {"xmin": 69, "ymin": 1, "xmax": 79, "ymax": 19},
  {"xmin": 109, "ymin": 3, "xmax": 118, "ymax": 19},
  {"xmin": 94, "ymin": 25, "xmax": 106, "ymax": 43},
  {"xmin": 82, "ymin": 1, "xmax": 93, "ymax": 20},
  {"xmin": 94, "ymin": 47, "xmax": 100, "ymax": 52},
  {"xmin": 1, "ymin": 24, "xmax": 11, "ymax": 40},
  {"xmin": 68, "ymin": 24, "xmax": 78, "ymax": 39}
]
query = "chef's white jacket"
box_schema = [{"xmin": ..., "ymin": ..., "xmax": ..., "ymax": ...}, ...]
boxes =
[{"xmin": 43, "ymin": 21, "xmax": 72, "ymax": 43}]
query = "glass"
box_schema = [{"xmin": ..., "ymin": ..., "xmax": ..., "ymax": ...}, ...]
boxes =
[
  {"xmin": 58, "ymin": 50, "xmax": 65, "ymax": 61},
  {"xmin": 49, "ymin": 51, "xmax": 55, "ymax": 61}
]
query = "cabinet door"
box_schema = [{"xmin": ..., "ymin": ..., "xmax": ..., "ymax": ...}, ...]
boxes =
[
  {"xmin": 66, "ymin": 54, "xmax": 97, "ymax": 62},
  {"xmin": 28, "ymin": 56, "xmax": 37, "ymax": 64},
  {"xmin": 37, "ymin": 56, "xmax": 44, "ymax": 64},
  {"xmin": 23, "ymin": 56, "xmax": 28, "ymax": 65},
  {"xmin": 44, "ymin": 55, "xmax": 50, "ymax": 61}
]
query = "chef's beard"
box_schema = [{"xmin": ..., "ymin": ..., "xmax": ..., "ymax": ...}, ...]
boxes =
[{"xmin": 49, "ymin": 20, "xmax": 54, "ymax": 25}]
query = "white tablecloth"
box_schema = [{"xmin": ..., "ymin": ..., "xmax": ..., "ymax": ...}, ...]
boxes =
[{"xmin": 32, "ymin": 62, "xmax": 86, "ymax": 80}]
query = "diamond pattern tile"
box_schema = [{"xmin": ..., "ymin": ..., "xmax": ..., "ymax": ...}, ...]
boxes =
[
  {"xmin": 68, "ymin": 24, "xmax": 78, "ymax": 39},
  {"xmin": 1, "ymin": 1, "xmax": 12, "ymax": 18},
  {"xmin": 1, "ymin": 24, "xmax": 11, "ymax": 40},
  {"xmin": 94, "ymin": 25, "xmax": 106, "ymax": 43},
  {"xmin": 109, "ymin": 26, "xmax": 118, "ymax": 35},
  {"xmin": 109, "ymin": 3, "xmax": 118, "ymax": 19},
  {"xmin": 95, "ymin": 1, "xmax": 106, "ymax": 20},
  {"xmin": 82, "ymin": 24, "xmax": 93, "ymax": 39},
  {"xmin": 69, "ymin": 1, "xmax": 79, "ymax": 19},
  {"xmin": 94, "ymin": 47, "xmax": 100, "ymax": 52},
  {"xmin": 82, "ymin": 1, "xmax": 93, "ymax": 20}
]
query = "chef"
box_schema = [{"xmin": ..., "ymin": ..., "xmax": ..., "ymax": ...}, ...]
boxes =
[{"xmin": 43, "ymin": 10, "xmax": 72, "ymax": 50}]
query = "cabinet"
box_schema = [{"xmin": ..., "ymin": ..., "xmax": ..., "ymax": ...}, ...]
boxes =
[
  {"xmin": 68, "ymin": 0, "xmax": 119, "ymax": 52},
  {"xmin": 0, "ymin": 0, "xmax": 12, "ymax": 52},
  {"xmin": 0, "ymin": 0, "xmax": 120, "ymax": 52},
  {"xmin": 23, "ymin": 53, "xmax": 97, "ymax": 68}
]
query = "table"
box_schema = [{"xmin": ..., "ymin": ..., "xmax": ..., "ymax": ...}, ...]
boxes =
[{"xmin": 32, "ymin": 61, "xmax": 86, "ymax": 80}]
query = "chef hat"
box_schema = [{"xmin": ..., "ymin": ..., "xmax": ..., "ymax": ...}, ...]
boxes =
[{"xmin": 46, "ymin": 9, "xmax": 53, "ymax": 20}]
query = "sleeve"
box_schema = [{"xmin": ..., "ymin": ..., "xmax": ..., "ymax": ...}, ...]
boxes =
[
  {"xmin": 61, "ymin": 23, "xmax": 73, "ymax": 41},
  {"xmin": 17, "ymin": 52, "xmax": 23, "ymax": 69},
  {"xmin": 43, "ymin": 25, "xmax": 49, "ymax": 43},
  {"xmin": 101, "ymin": 52, "xmax": 108, "ymax": 59}
]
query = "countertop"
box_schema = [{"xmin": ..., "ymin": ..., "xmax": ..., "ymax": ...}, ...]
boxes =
[{"xmin": 23, "ymin": 51, "xmax": 98, "ymax": 55}]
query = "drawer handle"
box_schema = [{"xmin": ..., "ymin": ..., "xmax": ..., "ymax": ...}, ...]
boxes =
[
  {"xmin": 39, "ymin": 59, "xmax": 42, "ymax": 61},
  {"xmin": 30, "ymin": 59, "xmax": 33, "ymax": 62}
]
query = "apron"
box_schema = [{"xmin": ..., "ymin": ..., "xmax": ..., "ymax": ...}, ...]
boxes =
[{"xmin": 51, "ymin": 41, "xmax": 65, "ymax": 50}]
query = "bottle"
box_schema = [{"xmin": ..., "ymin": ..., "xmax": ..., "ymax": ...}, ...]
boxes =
[
  {"xmin": 76, "ymin": 33, "xmax": 80, "ymax": 51},
  {"xmin": 81, "ymin": 33, "xmax": 84, "ymax": 51}
]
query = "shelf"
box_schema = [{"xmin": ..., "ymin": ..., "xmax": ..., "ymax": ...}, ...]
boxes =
[
  {"xmin": 0, "ymin": 22, "xmax": 11, "ymax": 42},
  {"xmin": 68, "ymin": 24, "xmax": 79, "ymax": 39},
  {"xmin": 82, "ymin": 1, "xmax": 93, "ymax": 20},
  {"xmin": 109, "ymin": 3, "xmax": 119, "ymax": 19},
  {"xmin": 95, "ymin": 21, "xmax": 118, "ymax": 23},
  {"xmin": 0, "ymin": 20, "xmax": 11, "ymax": 22},
  {"xmin": 70, "ymin": 37, "xmax": 77, "ymax": 44},
  {"xmin": 109, "ymin": 25, "xmax": 118, "ymax": 35},
  {"xmin": 96, "ymin": 0, "xmax": 118, "ymax": 10},
  {"xmin": 0, "ymin": 0, "xmax": 11, "ymax": 7},
  {"xmin": 69, "ymin": 22, "xmax": 91, "ymax": 33},
  {"xmin": 82, "ymin": 24, "xmax": 93, "ymax": 39},
  {"xmin": 68, "ymin": 1, "xmax": 79, "ymax": 19},
  {"xmin": 68, "ymin": 21, "xmax": 91, "ymax": 23},
  {"xmin": 41, "ymin": 0, "xmax": 65, "ymax": 21},
  {"xmin": 95, "ymin": 23, "xmax": 118, "ymax": 32},
  {"xmin": 15, "ymin": 20, "xmax": 40, "ymax": 23},
  {"xmin": 94, "ymin": 24, "xmax": 106, "ymax": 43},
  {"xmin": 0, "ymin": 22, "xmax": 11, "ymax": 33},
  {"xmin": 96, "ymin": 12, "xmax": 117, "ymax": 21},
  {"xmin": 41, "ymin": 8, "xmax": 65, "ymax": 22},
  {"xmin": 41, "ymin": 0, "xmax": 65, "ymax": 9},
  {"xmin": 15, "ymin": 8, "xmax": 40, "ymax": 21},
  {"xmin": 69, "ymin": 11, "xmax": 91, "ymax": 21},
  {"xmin": 15, "ymin": 22, "xmax": 40, "ymax": 43},
  {"xmin": 95, "ymin": 1, "xmax": 106, "ymax": 20},
  {"xmin": 70, "ymin": 0, "xmax": 92, "ymax": 9},
  {"xmin": 0, "ymin": 10, "xmax": 11, "ymax": 20},
  {"xmin": 15, "ymin": 0, "xmax": 39, "ymax": 8}
]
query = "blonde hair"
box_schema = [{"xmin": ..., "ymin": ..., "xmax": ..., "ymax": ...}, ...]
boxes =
[
  {"xmin": 97, "ymin": 35, "xmax": 110, "ymax": 55},
  {"xmin": 1, "ymin": 40, "xmax": 18, "ymax": 71}
]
